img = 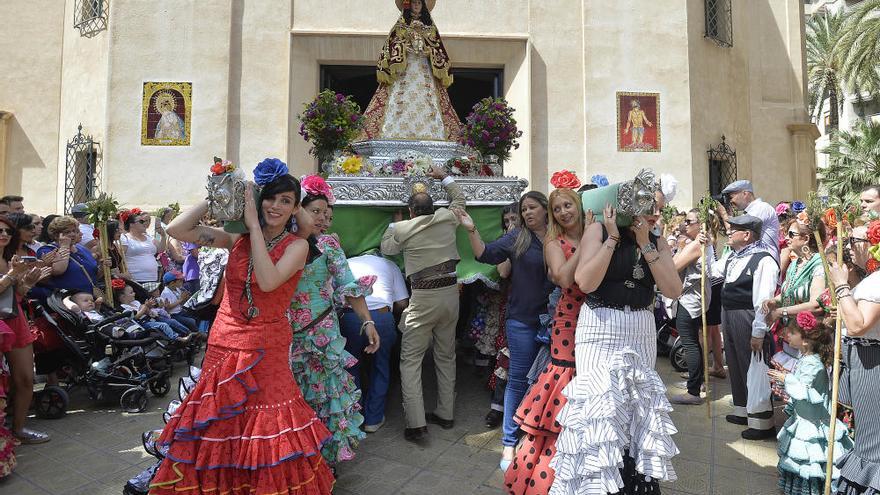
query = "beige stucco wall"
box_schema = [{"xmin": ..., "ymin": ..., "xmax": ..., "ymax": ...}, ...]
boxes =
[
  {"xmin": 0, "ymin": 1, "xmax": 65, "ymax": 214},
  {"xmin": 2, "ymin": 0, "xmax": 817, "ymax": 212}
]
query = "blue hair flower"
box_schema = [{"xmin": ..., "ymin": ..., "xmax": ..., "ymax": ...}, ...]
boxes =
[
  {"xmin": 791, "ymin": 201, "xmax": 806, "ymax": 213},
  {"xmin": 591, "ymin": 174, "xmax": 610, "ymax": 187},
  {"xmin": 253, "ymin": 158, "xmax": 289, "ymax": 186}
]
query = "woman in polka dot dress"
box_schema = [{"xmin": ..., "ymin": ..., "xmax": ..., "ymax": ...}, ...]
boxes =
[{"xmin": 505, "ymin": 187, "xmax": 587, "ymax": 494}]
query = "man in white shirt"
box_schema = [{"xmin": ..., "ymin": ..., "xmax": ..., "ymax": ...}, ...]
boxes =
[
  {"xmin": 71, "ymin": 203, "xmax": 98, "ymax": 251},
  {"xmin": 340, "ymin": 252, "xmax": 409, "ymax": 433},
  {"xmin": 710, "ymin": 214, "xmax": 779, "ymax": 440},
  {"xmin": 718, "ymin": 180, "xmax": 780, "ymax": 262}
]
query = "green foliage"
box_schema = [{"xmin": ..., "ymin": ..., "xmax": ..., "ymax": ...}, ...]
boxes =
[
  {"xmin": 85, "ymin": 193, "xmax": 119, "ymax": 225},
  {"xmin": 660, "ymin": 205, "xmax": 678, "ymax": 226},
  {"xmin": 460, "ymin": 97, "xmax": 523, "ymax": 162},
  {"xmin": 297, "ymin": 90, "xmax": 364, "ymax": 164},
  {"xmin": 820, "ymin": 120, "xmax": 880, "ymax": 205},
  {"xmin": 838, "ymin": 0, "xmax": 880, "ymax": 97},
  {"xmin": 806, "ymin": 10, "xmax": 846, "ymax": 129}
]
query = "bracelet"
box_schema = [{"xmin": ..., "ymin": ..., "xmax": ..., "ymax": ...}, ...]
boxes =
[
  {"xmin": 608, "ymin": 235, "xmax": 620, "ymax": 243},
  {"xmin": 838, "ymin": 293, "xmax": 853, "ymax": 300},
  {"xmin": 603, "ymin": 241, "xmax": 616, "ymax": 252},
  {"xmin": 835, "ymin": 284, "xmax": 851, "ymax": 293},
  {"xmin": 646, "ymin": 255, "xmax": 661, "ymax": 265},
  {"xmin": 360, "ymin": 320, "xmax": 375, "ymax": 335}
]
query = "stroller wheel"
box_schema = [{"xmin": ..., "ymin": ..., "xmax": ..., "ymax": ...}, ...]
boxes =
[
  {"xmin": 670, "ymin": 337, "xmax": 688, "ymax": 372},
  {"xmin": 34, "ymin": 386, "xmax": 69, "ymax": 419},
  {"xmin": 149, "ymin": 374, "xmax": 171, "ymax": 397},
  {"xmin": 121, "ymin": 387, "xmax": 149, "ymax": 413}
]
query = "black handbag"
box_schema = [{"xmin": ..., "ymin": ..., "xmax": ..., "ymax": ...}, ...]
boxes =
[{"xmin": 0, "ymin": 285, "xmax": 18, "ymax": 319}]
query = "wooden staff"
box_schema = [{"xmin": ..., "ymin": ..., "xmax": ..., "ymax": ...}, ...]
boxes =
[
  {"xmin": 700, "ymin": 241, "xmax": 711, "ymax": 418},
  {"xmin": 98, "ymin": 221, "xmax": 113, "ymax": 307},
  {"xmin": 116, "ymin": 240, "xmax": 128, "ymax": 274},
  {"xmin": 823, "ymin": 219, "xmax": 844, "ymax": 495}
]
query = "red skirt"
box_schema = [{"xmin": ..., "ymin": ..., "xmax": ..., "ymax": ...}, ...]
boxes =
[{"xmin": 149, "ymin": 343, "xmax": 335, "ymax": 495}]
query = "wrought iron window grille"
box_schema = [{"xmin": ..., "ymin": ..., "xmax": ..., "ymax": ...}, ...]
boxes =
[
  {"xmin": 705, "ymin": 0, "xmax": 733, "ymax": 47},
  {"xmin": 708, "ymin": 135, "xmax": 737, "ymax": 198},
  {"xmin": 64, "ymin": 124, "xmax": 102, "ymax": 214},
  {"xmin": 73, "ymin": 0, "xmax": 108, "ymax": 38}
]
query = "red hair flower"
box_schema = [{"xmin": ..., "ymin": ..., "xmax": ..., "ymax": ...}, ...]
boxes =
[
  {"xmin": 823, "ymin": 208, "xmax": 838, "ymax": 229},
  {"xmin": 868, "ymin": 258, "xmax": 880, "ymax": 274},
  {"xmin": 550, "ymin": 170, "xmax": 582, "ymax": 190},
  {"xmin": 211, "ymin": 162, "xmax": 226, "ymax": 175},
  {"xmin": 867, "ymin": 220, "xmax": 880, "ymax": 245},
  {"xmin": 796, "ymin": 311, "xmax": 817, "ymax": 331},
  {"xmin": 118, "ymin": 209, "xmax": 131, "ymax": 224},
  {"xmin": 93, "ymin": 229, "xmax": 100, "ymax": 239},
  {"xmin": 110, "ymin": 279, "xmax": 126, "ymax": 290}
]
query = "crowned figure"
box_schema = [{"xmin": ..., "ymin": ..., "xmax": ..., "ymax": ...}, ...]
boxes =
[{"xmin": 357, "ymin": 0, "xmax": 462, "ymax": 142}]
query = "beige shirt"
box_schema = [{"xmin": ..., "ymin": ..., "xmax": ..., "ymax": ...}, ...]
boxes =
[{"xmin": 380, "ymin": 178, "xmax": 464, "ymax": 278}]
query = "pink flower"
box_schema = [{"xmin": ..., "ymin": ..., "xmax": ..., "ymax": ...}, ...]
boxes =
[
  {"xmin": 314, "ymin": 334, "xmax": 331, "ymax": 347},
  {"xmin": 292, "ymin": 310, "xmax": 312, "ymax": 326},
  {"xmin": 301, "ymin": 174, "xmax": 336, "ymax": 205},
  {"xmin": 796, "ymin": 311, "xmax": 817, "ymax": 331},
  {"xmin": 293, "ymin": 292, "xmax": 311, "ymax": 305}
]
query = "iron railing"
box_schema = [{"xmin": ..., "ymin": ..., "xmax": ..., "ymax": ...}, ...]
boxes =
[
  {"xmin": 64, "ymin": 124, "xmax": 102, "ymax": 214},
  {"xmin": 708, "ymin": 135, "xmax": 737, "ymax": 197}
]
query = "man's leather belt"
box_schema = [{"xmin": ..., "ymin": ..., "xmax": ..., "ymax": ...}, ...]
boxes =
[
  {"xmin": 409, "ymin": 260, "xmax": 459, "ymax": 282},
  {"xmin": 411, "ymin": 275, "xmax": 457, "ymax": 290}
]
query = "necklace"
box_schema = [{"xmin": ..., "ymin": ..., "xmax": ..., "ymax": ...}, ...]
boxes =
[
  {"xmin": 632, "ymin": 246, "xmax": 645, "ymax": 280},
  {"xmin": 243, "ymin": 231, "xmax": 288, "ymax": 320}
]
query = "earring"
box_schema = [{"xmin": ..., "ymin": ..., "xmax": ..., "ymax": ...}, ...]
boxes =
[{"xmin": 801, "ymin": 245, "xmax": 812, "ymax": 257}]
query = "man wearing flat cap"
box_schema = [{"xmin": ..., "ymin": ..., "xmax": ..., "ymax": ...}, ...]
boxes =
[
  {"xmin": 709, "ymin": 214, "xmax": 779, "ymax": 440},
  {"xmin": 718, "ymin": 180, "xmax": 779, "ymax": 262}
]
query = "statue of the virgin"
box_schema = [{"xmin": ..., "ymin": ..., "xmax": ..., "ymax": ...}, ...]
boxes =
[{"xmin": 357, "ymin": 0, "xmax": 462, "ymax": 142}]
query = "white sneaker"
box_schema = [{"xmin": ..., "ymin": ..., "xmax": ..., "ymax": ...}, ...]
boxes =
[{"xmin": 363, "ymin": 418, "xmax": 386, "ymax": 433}]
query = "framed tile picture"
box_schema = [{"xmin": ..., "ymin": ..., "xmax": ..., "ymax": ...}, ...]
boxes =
[
  {"xmin": 142, "ymin": 82, "xmax": 192, "ymax": 146},
  {"xmin": 616, "ymin": 91, "xmax": 660, "ymax": 152}
]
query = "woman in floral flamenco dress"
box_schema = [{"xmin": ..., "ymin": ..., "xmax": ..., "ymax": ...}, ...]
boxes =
[
  {"xmin": 148, "ymin": 159, "xmax": 334, "ymax": 495},
  {"xmin": 505, "ymin": 186, "xmax": 587, "ymax": 494},
  {"xmin": 0, "ymin": 321, "xmax": 17, "ymax": 478},
  {"xmin": 288, "ymin": 175, "xmax": 380, "ymax": 465}
]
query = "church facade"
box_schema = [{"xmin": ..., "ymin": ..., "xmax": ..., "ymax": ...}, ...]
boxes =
[{"xmin": 0, "ymin": 0, "xmax": 817, "ymax": 214}]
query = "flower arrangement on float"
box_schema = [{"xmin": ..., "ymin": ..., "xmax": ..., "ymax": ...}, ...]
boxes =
[
  {"xmin": 297, "ymin": 89, "xmax": 364, "ymax": 166},
  {"xmin": 460, "ymin": 97, "xmax": 523, "ymax": 164}
]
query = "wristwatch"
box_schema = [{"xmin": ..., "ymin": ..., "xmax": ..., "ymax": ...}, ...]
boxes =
[{"xmin": 641, "ymin": 242, "xmax": 658, "ymax": 255}]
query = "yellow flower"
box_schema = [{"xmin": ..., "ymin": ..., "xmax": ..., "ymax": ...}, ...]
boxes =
[{"xmin": 341, "ymin": 156, "xmax": 363, "ymax": 175}]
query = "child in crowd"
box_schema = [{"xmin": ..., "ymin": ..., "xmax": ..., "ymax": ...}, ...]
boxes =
[
  {"xmin": 113, "ymin": 282, "xmax": 192, "ymax": 344},
  {"xmin": 66, "ymin": 291, "xmax": 149, "ymax": 340},
  {"xmin": 159, "ymin": 272, "xmax": 196, "ymax": 333},
  {"xmin": 769, "ymin": 312, "xmax": 853, "ymax": 495},
  {"xmin": 0, "ymin": 321, "xmax": 17, "ymax": 478}
]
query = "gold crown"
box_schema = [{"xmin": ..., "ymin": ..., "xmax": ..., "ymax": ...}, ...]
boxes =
[{"xmin": 153, "ymin": 91, "xmax": 177, "ymax": 114}]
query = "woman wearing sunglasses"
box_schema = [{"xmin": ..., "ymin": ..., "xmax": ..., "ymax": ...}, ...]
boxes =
[
  {"xmin": 762, "ymin": 217, "xmax": 825, "ymax": 329},
  {"xmin": 5, "ymin": 213, "xmax": 38, "ymax": 258},
  {"xmin": 121, "ymin": 210, "xmax": 167, "ymax": 284},
  {"xmin": 0, "ymin": 216, "xmax": 52, "ymax": 444}
]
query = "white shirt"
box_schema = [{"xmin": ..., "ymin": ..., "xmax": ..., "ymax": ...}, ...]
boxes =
[
  {"xmin": 710, "ymin": 244, "xmax": 779, "ymax": 338},
  {"xmin": 122, "ymin": 233, "xmax": 159, "ymax": 282},
  {"xmin": 78, "ymin": 222, "xmax": 95, "ymax": 248},
  {"xmin": 745, "ymin": 199, "xmax": 780, "ymax": 263},
  {"xmin": 160, "ymin": 286, "xmax": 183, "ymax": 315},
  {"xmin": 347, "ymin": 254, "xmax": 409, "ymax": 311},
  {"xmin": 850, "ymin": 271, "xmax": 880, "ymax": 340}
]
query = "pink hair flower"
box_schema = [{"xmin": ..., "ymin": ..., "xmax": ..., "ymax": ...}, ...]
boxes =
[
  {"xmin": 775, "ymin": 203, "xmax": 791, "ymax": 216},
  {"xmin": 796, "ymin": 311, "xmax": 817, "ymax": 331},
  {"xmin": 301, "ymin": 175, "xmax": 336, "ymax": 205}
]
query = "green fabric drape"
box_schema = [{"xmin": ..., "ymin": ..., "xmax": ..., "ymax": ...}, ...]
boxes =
[{"xmin": 329, "ymin": 206, "xmax": 504, "ymax": 286}]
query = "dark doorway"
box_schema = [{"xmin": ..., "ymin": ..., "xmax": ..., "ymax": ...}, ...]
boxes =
[{"xmin": 320, "ymin": 65, "xmax": 503, "ymax": 122}]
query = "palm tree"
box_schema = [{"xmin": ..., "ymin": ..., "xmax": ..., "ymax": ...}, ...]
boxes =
[
  {"xmin": 807, "ymin": 10, "xmax": 846, "ymax": 131},
  {"xmin": 819, "ymin": 120, "xmax": 880, "ymax": 205},
  {"xmin": 838, "ymin": 0, "xmax": 880, "ymax": 98}
]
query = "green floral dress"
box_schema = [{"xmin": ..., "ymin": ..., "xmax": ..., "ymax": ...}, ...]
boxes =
[{"xmin": 288, "ymin": 235, "xmax": 374, "ymax": 464}]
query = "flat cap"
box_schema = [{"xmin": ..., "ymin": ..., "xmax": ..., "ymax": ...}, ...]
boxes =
[
  {"xmin": 728, "ymin": 214, "xmax": 762, "ymax": 235},
  {"xmin": 721, "ymin": 180, "xmax": 753, "ymax": 194},
  {"xmin": 71, "ymin": 203, "xmax": 88, "ymax": 215}
]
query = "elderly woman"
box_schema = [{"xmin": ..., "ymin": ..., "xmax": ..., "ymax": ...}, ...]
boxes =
[
  {"xmin": 32, "ymin": 216, "xmax": 104, "ymax": 301},
  {"xmin": 121, "ymin": 209, "xmax": 166, "ymax": 284}
]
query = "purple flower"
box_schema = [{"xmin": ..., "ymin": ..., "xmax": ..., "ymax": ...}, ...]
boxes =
[
  {"xmin": 350, "ymin": 114, "xmax": 360, "ymax": 123},
  {"xmin": 467, "ymin": 139, "xmax": 475, "ymax": 147},
  {"xmin": 487, "ymin": 119, "xmax": 495, "ymax": 128},
  {"xmin": 254, "ymin": 158, "xmax": 289, "ymax": 186},
  {"xmin": 481, "ymin": 130, "xmax": 490, "ymax": 140},
  {"xmin": 336, "ymin": 93, "xmax": 345, "ymax": 103},
  {"xmin": 792, "ymin": 201, "xmax": 807, "ymax": 213},
  {"xmin": 488, "ymin": 142, "xmax": 496, "ymax": 148}
]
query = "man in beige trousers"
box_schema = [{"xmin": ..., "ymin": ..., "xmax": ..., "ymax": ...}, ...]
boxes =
[{"xmin": 381, "ymin": 164, "xmax": 464, "ymax": 442}]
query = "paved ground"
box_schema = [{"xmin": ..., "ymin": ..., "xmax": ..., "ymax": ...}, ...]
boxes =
[{"xmin": 3, "ymin": 347, "xmax": 782, "ymax": 495}]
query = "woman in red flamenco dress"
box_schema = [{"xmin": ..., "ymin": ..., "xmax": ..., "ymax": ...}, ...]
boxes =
[
  {"xmin": 149, "ymin": 159, "xmax": 334, "ymax": 495},
  {"xmin": 504, "ymin": 187, "xmax": 586, "ymax": 494}
]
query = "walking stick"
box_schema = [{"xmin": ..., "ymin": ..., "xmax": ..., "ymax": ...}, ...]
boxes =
[
  {"xmin": 823, "ymin": 217, "xmax": 844, "ymax": 495},
  {"xmin": 700, "ymin": 241, "xmax": 711, "ymax": 418}
]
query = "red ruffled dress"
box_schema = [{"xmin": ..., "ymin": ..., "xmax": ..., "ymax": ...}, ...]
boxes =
[
  {"xmin": 149, "ymin": 235, "xmax": 335, "ymax": 495},
  {"xmin": 505, "ymin": 237, "xmax": 584, "ymax": 494}
]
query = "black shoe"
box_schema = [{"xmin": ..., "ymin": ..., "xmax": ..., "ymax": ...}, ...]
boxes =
[
  {"xmin": 725, "ymin": 414, "xmax": 748, "ymax": 426},
  {"xmin": 741, "ymin": 428, "xmax": 776, "ymax": 441},
  {"xmin": 404, "ymin": 426, "xmax": 428, "ymax": 442},
  {"xmin": 485, "ymin": 409, "xmax": 502, "ymax": 429},
  {"xmin": 426, "ymin": 413, "xmax": 454, "ymax": 430}
]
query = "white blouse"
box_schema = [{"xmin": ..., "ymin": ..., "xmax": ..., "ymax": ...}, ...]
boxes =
[
  {"xmin": 122, "ymin": 233, "xmax": 159, "ymax": 282},
  {"xmin": 849, "ymin": 271, "xmax": 880, "ymax": 340}
]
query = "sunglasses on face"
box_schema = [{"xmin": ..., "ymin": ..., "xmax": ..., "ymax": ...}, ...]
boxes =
[
  {"xmin": 0, "ymin": 228, "xmax": 12, "ymax": 236},
  {"xmin": 787, "ymin": 231, "xmax": 803, "ymax": 239},
  {"xmin": 683, "ymin": 219, "xmax": 698, "ymax": 226}
]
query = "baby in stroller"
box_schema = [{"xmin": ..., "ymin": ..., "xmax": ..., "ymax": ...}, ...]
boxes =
[
  {"xmin": 112, "ymin": 281, "xmax": 195, "ymax": 344},
  {"xmin": 66, "ymin": 292, "xmax": 150, "ymax": 340}
]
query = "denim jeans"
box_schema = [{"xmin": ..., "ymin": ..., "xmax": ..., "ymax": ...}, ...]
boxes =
[
  {"xmin": 154, "ymin": 317, "xmax": 191, "ymax": 337},
  {"xmin": 339, "ymin": 309, "xmax": 399, "ymax": 426},
  {"xmin": 142, "ymin": 320, "xmax": 183, "ymax": 340},
  {"xmin": 170, "ymin": 313, "xmax": 198, "ymax": 333},
  {"xmin": 676, "ymin": 309, "xmax": 704, "ymax": 397},
  {"xmin": 502, "ymin": 319, "xmax": 541, "ymax": 446}
]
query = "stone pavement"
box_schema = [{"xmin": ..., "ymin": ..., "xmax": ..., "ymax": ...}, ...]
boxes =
[{"xmin": 3, "ymin": 349, "xmax": 782, "ymax": 495}]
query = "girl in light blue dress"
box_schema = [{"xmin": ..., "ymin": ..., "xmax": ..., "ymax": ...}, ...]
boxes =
[{"xmin": 769, "ymin": 312, "xmax": 853, "ymax": 495}]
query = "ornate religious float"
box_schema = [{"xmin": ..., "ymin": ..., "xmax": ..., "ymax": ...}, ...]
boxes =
[{"xmin": 297, "ymin": 0, "xmax": 528, "ymax": 285}]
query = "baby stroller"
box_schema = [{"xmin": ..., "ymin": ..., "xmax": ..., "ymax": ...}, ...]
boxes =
[
  {"xmin": 654, "ymin": 293, "xmax": 687, "ymax": 371},
  {"xmin": 122, "ymin": 279, "xmax": 201, "ymax": 366},
  {"xmin": 39, "ymin": 290, "xmax": 172, "ymax": 413}
]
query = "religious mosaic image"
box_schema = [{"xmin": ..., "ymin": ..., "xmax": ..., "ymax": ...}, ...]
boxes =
[
  {"xmin": 616, "ymin": 91, "xmax": 660, "ymax": 152},
  {"xmin": 141, "ymin": 82, "xmax": 192, "ymax": 146}
]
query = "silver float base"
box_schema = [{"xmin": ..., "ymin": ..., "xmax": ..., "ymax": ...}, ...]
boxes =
[{"xmin": 327, "ymin": 175, "xmax": 528, "ymax": 206}]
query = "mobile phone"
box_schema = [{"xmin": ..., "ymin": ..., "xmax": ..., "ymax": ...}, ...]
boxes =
[{"xmin": 21, "ymin": 256, "xmax": 38, "ymax": 263}]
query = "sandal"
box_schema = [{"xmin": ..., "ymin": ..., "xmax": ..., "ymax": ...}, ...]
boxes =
[
  {"xmin": 710, "ymin": 369, "xmax": 727, "ymax": 379},
  {"xmin": 14, "ymin": 428, "xmax": 51, "ymax": 445}
]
